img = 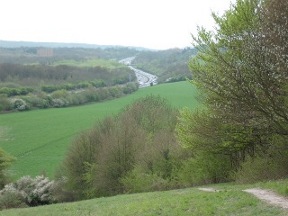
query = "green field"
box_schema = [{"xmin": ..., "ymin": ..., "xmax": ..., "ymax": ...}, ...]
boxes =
[
  {"xmin": 1, "ymin": 180, "xmax": 287, "ymax": 216},
  {"xmin": 0, "ymin": 81, "xmax": 199, "ymax": 178},
  {"xmin": 53, "ymin": 59, "xmax": 124, "ymax": 69}
]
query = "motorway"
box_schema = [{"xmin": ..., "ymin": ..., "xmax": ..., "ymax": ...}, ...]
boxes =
[{"xmin": 119, "ymin": 57, "xmax": 158, "ymax": 88}]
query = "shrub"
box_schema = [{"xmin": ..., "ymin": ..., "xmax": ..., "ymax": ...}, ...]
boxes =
[
  {"xmin": 121, "ymin": 167, "xmax": 171, "ymax": 193},
  {"xmin": 0, "ymin": 149, "xmax": 15, "ymax": 188},
  {"xmin": 0, "ymin": 190, "xmax": 27, "ymax": 210},
  {"xmin": 177, "ymin": 152, "xmax": 232, "ymax": 186},
  {"xmin": 22, "ymin": 95, "xmax": 50, "ymax": 109},
  {"xmin": 0, "ymin": 87, "xmax": 33, "ymax": 97},
  {"xmin": 41, "ymin": 85, "xmax": 59, "ymax": 93},
  {"xmin": 123, "ymin": 82, "xmax": 138, "ymax": 94},
  {"xmin": 0, "ymin": 95, "xmax": 11, "ymax": 112},
  {"xmin": 10, "ymin": 98, "xmax": 29, "ymax": 111},
  {"xmin": 51, "ymin": 89, "xmax": 69, "ymax": 99},
  {"xmin": 234, "ymin": 153, "xmax": 288, "ymax": 184},
  {"xmin": 52, "ymin": 98, "xmax": 67, "ymax": 108},
  {"xmin": 0, "ymin": 175, "xmax": 56, "ymax": 207}
]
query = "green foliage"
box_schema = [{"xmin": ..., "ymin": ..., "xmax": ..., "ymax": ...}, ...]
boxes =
[
  {"xmin": 178, "ymin": 0, "xmax": 288, "ymax": 183},
  {"xmin": 0, "ymin": 63, "xmax": 135, "ymax": 88},
  {"xmin": 59, "ymin": 96, "xmax": 182, "ymax": 199},
  {"xmin": 234, "ymin": 148, "xmax": 288, "ymax": 183},
  {"xmin": 6, "ymin": 83, "xmax": 138, "ymax": 111},
  {"xmin": 0, "ymin": 95, "xmax": 10, "ymax": 112},
  {"xmin": 121, "ymin": 167, "xmax": 171, "ymax": 193},
  {"xmin": 177, "ymin": 152, "xmax": 232, "ymax": 186},
  {"xmin": 0, "ymin": 149, "xmax": 15, "ymax": 188},
  {"xmin": 0, "ymin": 87, "xmax": 33, "ymax": 97}
]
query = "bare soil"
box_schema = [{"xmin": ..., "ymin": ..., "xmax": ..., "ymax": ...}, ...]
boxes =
[
  {"xmin": 197, "ymin": 187, "xmax": 220, "ymax": 192},
  {"xmin": 244, "ymin": 188, "xmax": 288, "ymax": 209},
  {"xmin": 198, "ymin": 187, "xmax": 288, "ymax": 210}
]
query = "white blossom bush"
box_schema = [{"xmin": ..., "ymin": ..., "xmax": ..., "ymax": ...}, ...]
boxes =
[
  {"xmin": 10, "ymin": 98, "xmax": 29, "ymax": 111},
  {"xmin": 52, "ymin": 98, "xmax": 67, "ymax": 108},
  {"xmin": 0, "ymin": 175, "xmax": 56, "ymax": 207}
]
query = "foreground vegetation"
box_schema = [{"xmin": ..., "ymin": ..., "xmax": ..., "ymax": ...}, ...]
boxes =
[
  {"xmin": 1, "ymin": 180, "xmax": 287, "ymax": 216},
  {"xmin": 177, "ymin": 0, "xmax": 288, "ymax": 188}
]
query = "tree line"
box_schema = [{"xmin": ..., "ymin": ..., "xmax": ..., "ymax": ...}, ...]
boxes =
[{"xmin": 0, "ymin": 63, "xmax": 135, "ymax": 87}]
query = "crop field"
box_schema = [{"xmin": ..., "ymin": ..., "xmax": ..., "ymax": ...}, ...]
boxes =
[
  {"xmin": 53, "ymin": 58, "xmax": 124, "ymax": 69},
  {"xmin": 0, "ymin": 81, "xmax": 199, "ymax": 179}
]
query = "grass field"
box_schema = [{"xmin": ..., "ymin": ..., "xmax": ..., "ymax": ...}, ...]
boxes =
[
  {"xmin": 1, "ymin": 180, "xmax": 287, "ymax": 216},
  {"xmin": 53, "ymin": 59, "xmax": 124, "ymax": 69},
  {"xmin": 0, "ymin": 81, "xmax": 199, "ymax": 179}
]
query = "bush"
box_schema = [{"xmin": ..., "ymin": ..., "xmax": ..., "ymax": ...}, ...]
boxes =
[
  {"xmin": 0, "ymin": 148, "xmax": 15, "ymax": 188},
  {"xmin": 177, "ymin": 152, "xmax": 232, "ymax": 186},
  {"xmin": 0, "ymin": 190, "xmax": 27, "ymax": 210},
  {"xmin": 0, "ymin": 95, "xmax": 11, "ymax": 112},
  {"xmin": 10, "ymin": 98, "xmax": 29, "ymax": 111},
  {"xmin": 0, "ymin": 87, "xmax": 33, "ymax": 97},
  {"xmin": 22, "ymin": 95, "xmax": 50, "ymax": 109},
  {"xmin": 52, "ymin": 98, "xmax": 67, "ymax": 108},
  {"xmin": 49, "ymin": 177, "xmax": 77, "ymax": 203},
  {"xmin": 121, "ymin": 167, "xmax": 171, "ymax": 193},
  {"xmin": 234, "ymin": 153, "xmax": 288, "ymax": 184},
  {"xmin": 0, "ymin": 175, "xmax": 56, "ymax": 207}
]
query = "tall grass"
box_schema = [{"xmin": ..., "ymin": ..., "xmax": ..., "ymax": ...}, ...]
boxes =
[{"xmin": 0, "ymin": 81, "xmax": 199, "ymax": 178}]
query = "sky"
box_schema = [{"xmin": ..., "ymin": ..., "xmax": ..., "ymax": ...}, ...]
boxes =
[{"xmin": 0, "ymin": 0, "xmax": 236, "ymax": 50}]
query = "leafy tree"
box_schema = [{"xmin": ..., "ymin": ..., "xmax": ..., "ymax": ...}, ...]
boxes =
[
  {"xmin": 178, "ymin": 0, "xmax": 288, "ymax": 169},
  {"xmin": 58, "ymin": 96, "xmax": 181, "ymax": 199}
]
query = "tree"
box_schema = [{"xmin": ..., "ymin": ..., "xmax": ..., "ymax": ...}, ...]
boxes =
[
  {"xmin": 58, "ymin": 96, "xmax": 181, "ymax": 199},
  {"xmin": 178, "ymin": 0, "xmax": 288, "ymax": 167}
]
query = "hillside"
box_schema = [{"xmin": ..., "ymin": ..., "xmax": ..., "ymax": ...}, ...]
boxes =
[
  {"xmin": 0, "ymin": 40, "xmax": 149, "ymax": 50},
  {"xmin": 133, "ymin": 47, "xmax": 197, "ymax": 83},
  {"xmin": 1, "ymin": 180, "xmax": 287, "ymax": 216}
]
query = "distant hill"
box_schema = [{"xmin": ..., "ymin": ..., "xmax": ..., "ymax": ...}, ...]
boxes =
[
  {"xmin": 0, "ymin": 40, "xmax": 149, "ymax": 50},
  {"xmin": 133, "ymin": 47, "xmax": 197, "ymax": 83}
]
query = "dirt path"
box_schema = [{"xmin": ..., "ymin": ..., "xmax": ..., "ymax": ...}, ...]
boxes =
[
  {"xmin": 198, "ymin": 187, "xmax": 288, "ymax": 209},
  {"xmin": 244, "ymin": 188, "xmax": 288, "ymax": 209},
  {"xmin": 197, "ymin": 187, "xmax": 220, "ymax": 192}
]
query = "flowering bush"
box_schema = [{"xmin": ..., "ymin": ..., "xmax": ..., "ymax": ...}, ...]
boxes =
[
  {"xmin": 0, "ymin": 175, "xmax": 56, "ymax": 208},
  {"xmin": 10, "ymin": 98, "xmax": 29, "ymax": 111}
]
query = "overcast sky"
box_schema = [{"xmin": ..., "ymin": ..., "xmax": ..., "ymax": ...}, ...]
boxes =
[{"xmin": 0, "ymin": 0, "xmax": 235, "ymax": 50}]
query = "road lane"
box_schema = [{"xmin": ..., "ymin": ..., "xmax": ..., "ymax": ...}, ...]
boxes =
[{"xmin": 119, "ymin": 57, "xmax": 158, "ymax": 88}]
